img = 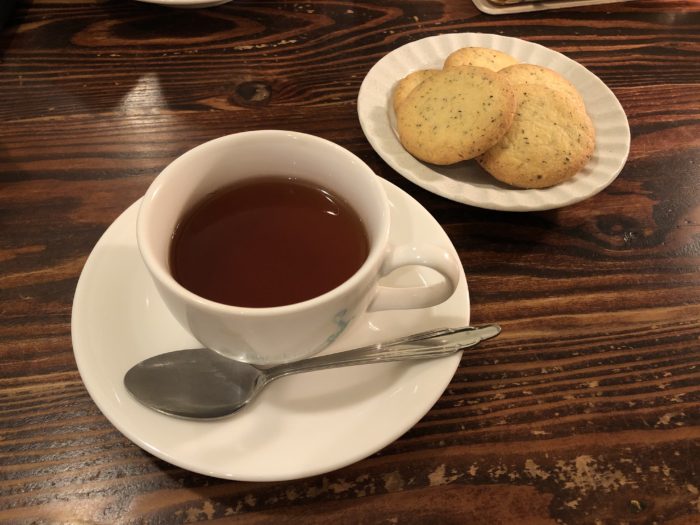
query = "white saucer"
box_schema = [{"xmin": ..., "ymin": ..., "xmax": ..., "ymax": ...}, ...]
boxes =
[
  {"xmin": 71, "ymin": 178, "xmax": 470, "ymax": 481},
  {"xmin": 357, "ymin": 33, "xmax": 631, "ymax": 212}
]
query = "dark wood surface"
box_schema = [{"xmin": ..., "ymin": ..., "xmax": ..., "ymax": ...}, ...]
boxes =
[{"xmin": 2, "ymin": 0, "xmax": 699, "ymax": 523}]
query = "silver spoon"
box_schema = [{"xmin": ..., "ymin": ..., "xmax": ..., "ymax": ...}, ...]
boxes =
[{"xmin": 124, "ymin": 324, "xmax": 500, "ymax": 419}]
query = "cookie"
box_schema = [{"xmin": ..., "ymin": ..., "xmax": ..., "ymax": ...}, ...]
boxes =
[
  {"xmin": 396, "ymin": 66, "xmax": 517, "ymax": 165},
  {"xmin": 392, "ymin": 69, "xmax": 439, "ymax": 114},
  {"xmin": 477, "ymin": 85, "xmax": 596, "ymax": 188},
  {"xmin": 444, "ymin": 47, "xmax": 518, "ymax": 72},
  {"xmin": 498, "ymin": 63, "xmax": 585, "ymax": 109}
]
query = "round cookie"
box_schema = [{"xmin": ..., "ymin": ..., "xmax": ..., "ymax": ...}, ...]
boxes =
[
  {"xmin": 396, "ymin": 66, "xmax": 516, "ymax": 165},
  {"xmin": 477, "ymin": 85, "xmax": 596, "ymax": 189},
  {"xmin": 498, "ymin": 63, "xmax": 585, "ymax": 110},
  {"xmin": 444, "ymin": 47, "xmax": 518, "ymax": 72},
  {"xmin": 392, "ymin": 69, "xmax": 439, "ymax": 114}
]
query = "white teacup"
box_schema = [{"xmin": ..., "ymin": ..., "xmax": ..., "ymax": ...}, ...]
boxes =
[{"xmin": 137, "ymin": 130, "xmax": 461, "ymax": 365}]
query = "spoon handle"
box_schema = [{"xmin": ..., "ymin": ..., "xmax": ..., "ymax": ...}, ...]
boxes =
[{"xmin": 265, "ymin": 324, "xmax": 500, "ymax": 382}]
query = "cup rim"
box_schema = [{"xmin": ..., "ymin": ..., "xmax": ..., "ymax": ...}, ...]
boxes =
[{"xmin": 136, "ymin": 130, "xmax": 390, "ymax": 317}]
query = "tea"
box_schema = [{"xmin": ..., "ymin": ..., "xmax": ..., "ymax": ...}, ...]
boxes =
[{"xmin": 169, "ymin": 177, "xmax": 369, "ymax": 308}]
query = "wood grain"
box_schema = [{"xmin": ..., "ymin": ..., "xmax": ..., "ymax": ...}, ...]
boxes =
[{"xmin": 1, "ymin": 0, "xmax": 699, "ymax": 523}]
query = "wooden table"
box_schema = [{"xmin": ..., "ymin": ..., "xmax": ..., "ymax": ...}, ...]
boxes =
[{"xmin": 2, "ymin": 0, "xmax": 699, "ymax": 523}]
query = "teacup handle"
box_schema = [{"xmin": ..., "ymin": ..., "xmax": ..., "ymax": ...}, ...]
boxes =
[{"xmin": 368, "ymin": 244, "xmax": 461, "ymax": 312}]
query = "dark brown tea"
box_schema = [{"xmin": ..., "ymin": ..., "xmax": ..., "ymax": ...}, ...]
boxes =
[{"xmin": 169, "ymin": 178, "xmax": 369, "ymax": 308}]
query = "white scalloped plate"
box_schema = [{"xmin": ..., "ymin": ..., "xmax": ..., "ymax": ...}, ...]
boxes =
[
  {"xmin": 357, "ymin": 33, "xmax": 630, "ymax": 212},
  {"xmin": 471, "ymin": 0, "xmax": 632, "ymax": 15}
]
